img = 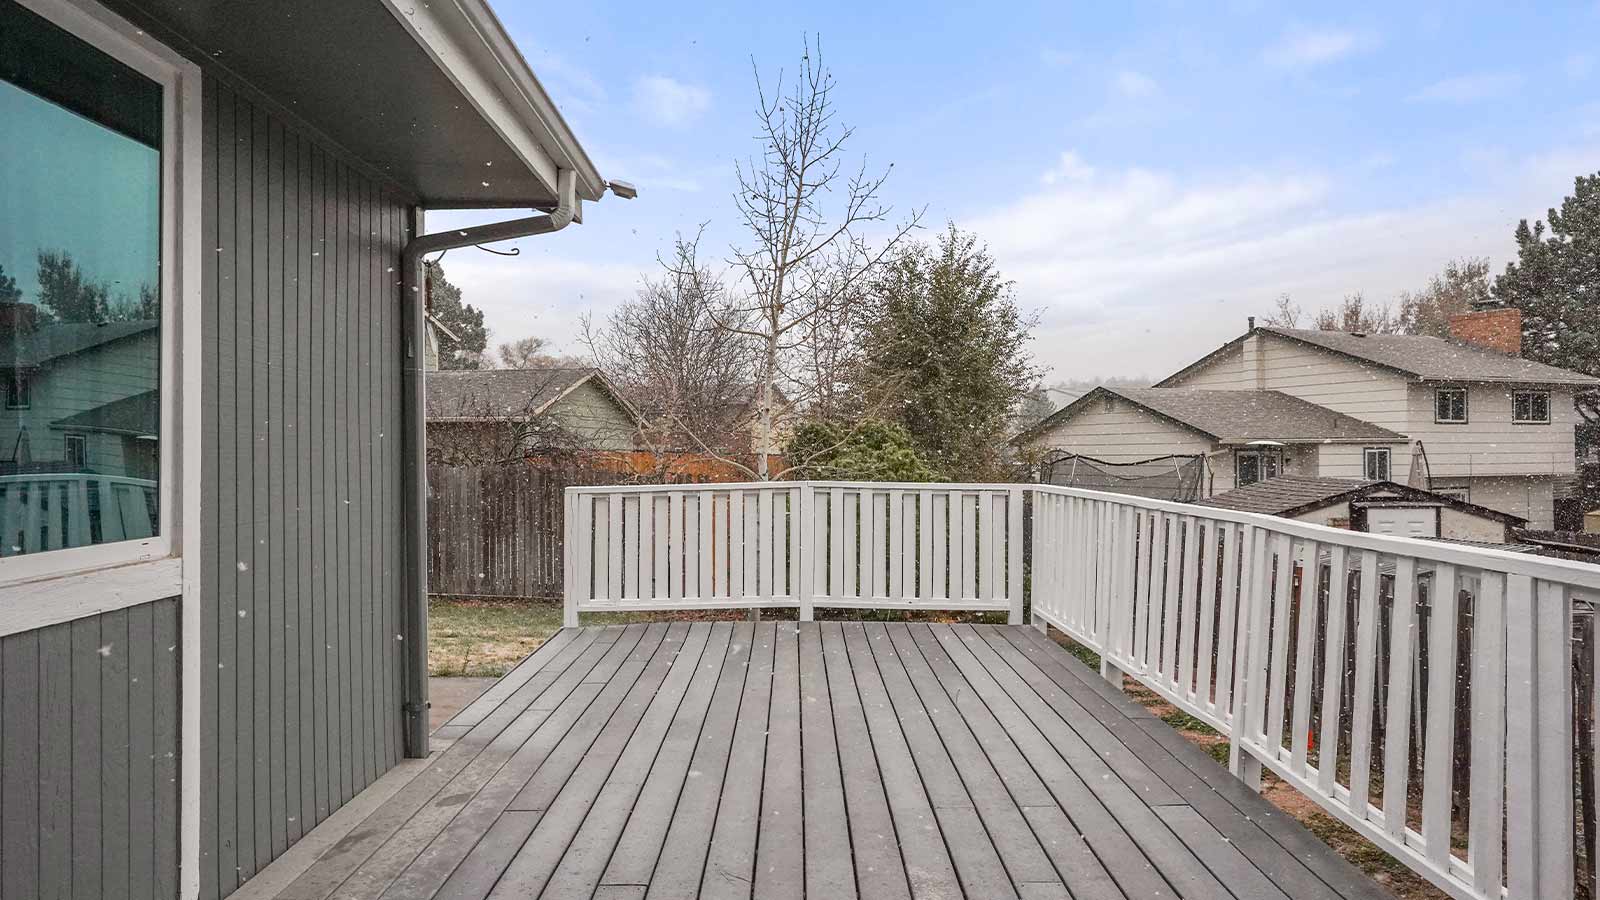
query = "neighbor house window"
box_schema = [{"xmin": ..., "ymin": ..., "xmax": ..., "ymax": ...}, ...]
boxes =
[
  {"xmin": 1513, "ymin": 390, "xmax": 1550, "ymax": 424},
  {"xmin": 3, "ymin": 372, "xmax": 28, "ymax": 409},
  {"xmin": 1435, "ymin": 387, "xmax": 1468, "ymax": 423},
  {"xmin": 63, "ymin": 434, "xmax": 87, "ymax": 470},
  {"xmin": 1236, "ymin": 449, "xmax": 1281, "ymax": 486},
  {"xmin": 1364, "ymin": 447, "xmax": 1391, "ymax": 481},
  {"xmin": 1, "ymin": 0, "xmax": 163, "ymax": 561}
]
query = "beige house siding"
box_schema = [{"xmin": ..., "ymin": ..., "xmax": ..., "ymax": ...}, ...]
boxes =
[
  {"xmin": 1029, "ymin": 398, "xmax": 1215, "ymax": 462},
  {"xmin": 1406, "ymin": 383, "xmax": 1577, "ymax": 478},
  {"xmin": 1440, "ymin": 507, "xmax": 1511, "ymax": 543},
  {"xmin": 1291, "ymin": 500, "xmax": 1352, "ymax": 529},
  {"xmin": 1451, "ymin": 475, "xmax": 1558, "ymax": 530},
  {"xmin": 1170, "ymin": 335, "xmax": 1412, "ymax": 431},
  {"xmin": 1167, "ymin": 334, "xmax": 1414, "ymax": 477}
]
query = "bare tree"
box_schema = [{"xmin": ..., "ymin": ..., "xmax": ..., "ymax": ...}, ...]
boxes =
[
  {"xmin": 1313, "ymin": 291, "xmax": 1399, "ymax": 333},
  {"xmin": 1397, "ymin": 257, "xmax": 1492, "ymax": 337},
  {"xmin": 585, "ymin": 232, "xmax": 758, "ymax": 475},
  {"xmin": 496, "ymin": 335, "xmax": 587, "ymax": 369},
  {"xmin": 1260, "ymin": 293, "xmax": 1302, "ymax": 328},
  {"xmin": 717, "ymin": 38, "xmax": 921, "ymax": 478}
]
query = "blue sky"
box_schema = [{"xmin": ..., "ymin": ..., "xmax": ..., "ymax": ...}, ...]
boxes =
[{"xmin": 430, "ymin": 0, "xmax": 1600, "ymax": 381}]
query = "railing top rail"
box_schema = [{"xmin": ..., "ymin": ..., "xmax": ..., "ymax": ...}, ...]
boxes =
[
  {"xmin": 0, "ymin": 473, "xmax": 151, "ymax": 485},
  {"xmin": 1034, "ymin": 482, "xmax": 1600, "ymax": 589},
  {"xmin": 563, "ymin": 480, "xmax": 1027, "ymax": 495}
]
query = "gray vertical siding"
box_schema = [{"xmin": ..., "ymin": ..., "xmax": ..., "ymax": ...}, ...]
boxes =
[
  {"xmin": 200, "ymin": 78, "xmax": 409, "ymax": 900},
  {"xmin": 0, "ymin": 599, "xmax": 181, "ymax": 900}
]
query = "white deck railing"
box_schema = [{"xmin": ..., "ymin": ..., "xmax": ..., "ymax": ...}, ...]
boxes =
[
  {"xmin": 0, "ymin": 473, "xmax": 158, "ymax": 555},
  {"xmin": 565, "ymin": 480, "xmax": 1600, "ymax": 900}
]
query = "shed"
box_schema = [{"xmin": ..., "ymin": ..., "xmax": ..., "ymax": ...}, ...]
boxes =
[{"xmin": 1197, "ymin": 475, "xmax": 1526, "ymax": 541}]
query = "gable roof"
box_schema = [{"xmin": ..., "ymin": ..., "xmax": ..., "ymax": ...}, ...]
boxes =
[
  {"xmin": 1159, "ymin": 326, "xmax": 1600, "ymax": 387},
  {"xmin": 0, "ymin": 320, "xmax": 158, "ymax": 368},
  {"xmin": 52, "ymin": 390, "xmax": 159, "ymax": 437},
  {"xmin": 425, "ymin": 367, "xmax": 641, "ymax": 424},
  {"xmin": 1021, "ymin": 385, "xmax": 1406, "ymax": 446},
  {"xmin": 1197, "ymin": 474, "xmax": 1527, "ymax": 524}
]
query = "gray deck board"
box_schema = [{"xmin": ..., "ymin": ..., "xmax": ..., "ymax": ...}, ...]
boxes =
[{"xmin": 272, "ymin": 623, "xmax": 1392, "ymax": 900}]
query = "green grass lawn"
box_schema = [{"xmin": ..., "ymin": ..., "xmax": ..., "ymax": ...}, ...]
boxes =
[
  {"xmin": 427, "ymin": 598, "xmax": 682, "ymax": 677},
  {"xmin": 427, "ymin": 597, "xmax": 1011, "ymax": 677}
]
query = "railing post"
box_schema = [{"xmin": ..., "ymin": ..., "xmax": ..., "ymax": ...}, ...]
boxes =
[
  {"xmin": 562, "ymin": 488, "xmax": 578, "ymax": 628},
  {"xmin": 1505, "ymin": 576, "xmax": 1573, "ymax": 900},
  {"xmin": 1228, "ymin": 524, "xmax": 1264, "ymax": 791},
  {"xmin": 797, "ymin": 483, "xmax": 814, "ymax": 622},
  {"xmin": 1029, "ymin": 489, "xmax": 1047, "ymax": 633},
  {"xmin": 1008, "ymin": 486, "xmax": 1025, "ymax": 625}
]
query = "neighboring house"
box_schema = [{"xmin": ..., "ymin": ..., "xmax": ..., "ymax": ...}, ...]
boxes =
[
  {"xmin": 0, "ymin": 1, "xmax": 622, "ymax": 899},
  {"xmin": 1586, "ymin": 509, "xmax": 1600, "ymax": 534},
  {"xmin": 1, "ymin": 313, "xmax": 160, "ymax": 480},
  {"xmin": 1197, "ymin": 474, "xmax": 1526, "ymax": 542},
  {"xmin": 425, "ymin": 367, "xmax": 642, "ymax": 462},
  {"xmin": 1023, "ymin": 308, "xmax": 1598, "ymax": 528},
  {"xmin": 1021, "ymin": 385, "xmax": 1409, "ymax": 496}
]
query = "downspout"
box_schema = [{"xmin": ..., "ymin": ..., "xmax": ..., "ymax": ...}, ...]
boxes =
[{"xmin": 399, "ymin": 169, "xmax": 578, "ymax": 758}]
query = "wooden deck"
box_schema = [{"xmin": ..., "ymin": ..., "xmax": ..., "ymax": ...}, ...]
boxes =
[{"xmin": 270, "ymin": 622, "xmax": 1389, "ymax": 900}]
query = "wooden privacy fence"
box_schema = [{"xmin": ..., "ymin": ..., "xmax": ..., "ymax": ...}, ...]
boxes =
[
  {"xmin": 427, "ymin": 464, "xmax": 633, "ymax": 599},
  {"xmin": 566, "ymin": 479, "xmax": 1600, "ymax": 900}
]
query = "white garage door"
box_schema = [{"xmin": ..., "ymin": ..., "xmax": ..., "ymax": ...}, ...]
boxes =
[{"xmin": 1366, "ymin": 507, "xmax": 1438, "ymax": 538}]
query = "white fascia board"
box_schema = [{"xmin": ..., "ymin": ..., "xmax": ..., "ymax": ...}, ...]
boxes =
[{"xmin": 379, "ymin": 0, "xmax": 607, "ymax": 204}]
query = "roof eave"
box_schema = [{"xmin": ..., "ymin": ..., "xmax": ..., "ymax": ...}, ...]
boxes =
[{"xmin": 379, "ymin": 0, "xmax": 607, "ymax": 206}]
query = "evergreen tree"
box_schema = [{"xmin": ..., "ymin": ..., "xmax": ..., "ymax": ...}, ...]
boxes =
[
  {"xmin": 856, "ymin": 224, "xmax": 1041, "ymax": 478},
  {"xmin": 1494, "ymin": 172, "xmax": 1600, "ymax": 419},
  {"xmin": 427, "ymin": 261, "xmax": 489, "ymax": 369},
  {"xmin": 782, "ymin": 419, "xmax": 940, "ymax": 482}
]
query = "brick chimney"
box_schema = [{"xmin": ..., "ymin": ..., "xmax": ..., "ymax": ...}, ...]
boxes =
[
  {"xmin": 0, "ymin": 302, "xmax": 38, "ymax": 334},
  {"xmin": 1448, "ymin": 307, "xmax": 1522, "ymax": 356}
]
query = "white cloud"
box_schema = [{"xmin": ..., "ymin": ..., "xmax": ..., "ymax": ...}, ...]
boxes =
[
  {"xmin": 1409, "ymin": 72, "xmax": 1522, "ymax": 103},
  {"xmin": 962, "ymin": 147, "xmax": 1595, "ymax": 380},
  {"xmin": 1114, "ymin": 70, "xmax": 1158, "ymax": 99},
  {"xmin": 1262, "ymin": 27, "xmax": 1370, "ymax": 68},
  {"xmin": 432, "ymin": 247, "xmax": 645, "ymax": 355},
  {"xmin": 633, "ymin": 76, "xmax": 711, "ymax": 127},
  {"xmin": 1040, "ymin": 151, "xmax": 1096, "ymax": 185}
]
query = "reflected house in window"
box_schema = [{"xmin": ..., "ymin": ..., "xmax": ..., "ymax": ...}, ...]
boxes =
[{"xmin": 0, "ymin": 308, "xmax": 159, "ymax": 481}]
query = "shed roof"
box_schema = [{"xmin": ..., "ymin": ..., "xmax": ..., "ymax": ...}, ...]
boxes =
[
  {"xmin": 1159, "ymin": 327, "xmax": 1599, "ymax": 387},
  {"xmin": 1197, "ymin": 474, "xmax": 1526, "ymax": 524},
  {"xmin": 1022, "ymin": 386, "xmax": 1406, "ymax": 445}
]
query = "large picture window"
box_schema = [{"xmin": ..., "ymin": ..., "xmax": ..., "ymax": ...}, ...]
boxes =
[{"xmin": 1, "ymin": 0, "xmax": 163, "ymax": 559}]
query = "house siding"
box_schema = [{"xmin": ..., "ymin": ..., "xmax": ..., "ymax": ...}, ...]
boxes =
[
  {"xmin": 551, "ymin": 380, "xmax": 639, "ymax": 451},
  {"xmin": 1406, "ymin": 383, "xmax": 1578, "ymax": 478},
  {"xmin": 1027, "ymin": 399, "xmax": 1226, "ymax": 492},
  {"xmin": 198, "ymin": 79, "xmax": 408, "ymax": 900},
  {"xmin": 0, "ymin": 329, "xmax": 160, "ymax": 479},
  {"xmin": 0, "ymin": 598, "xmax": 180, "ymax": 900},
  {"xmin": 1171, "ymin": 334, "xmax": 1417, "ymax": 474}
]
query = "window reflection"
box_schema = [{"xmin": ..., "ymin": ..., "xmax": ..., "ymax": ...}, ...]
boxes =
[{"xmin": 1, "ymin": 0, "xmax": 162, "ymax": 557}]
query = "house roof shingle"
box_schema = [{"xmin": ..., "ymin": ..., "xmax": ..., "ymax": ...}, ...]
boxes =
[
  {"xmin": 1160, "ymin": 326, "xmax": 1599, "ymax": 387},
  {"xmin": 0, "ymin": 320, "xmax": 158, "ymax": 368},
  {"xmin": 1197, "ymin": 474, "xmax": 1527, "ymax": 524},
  {"xmin": 52, "ymin": 389, "xmax": 159, "ymax": 437},
  {"xmin": 1079, "ymin": 386, "xmax": 1407, "ymax": 444},
  {"xmin": 425, "ymin": 367, "xmax": 644, "ymax": 428}
]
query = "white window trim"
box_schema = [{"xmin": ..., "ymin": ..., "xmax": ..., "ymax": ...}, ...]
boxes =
[
  {"xmin": 1435, "ymin": 386, "xmax": 1468, "ymax": 424},
  {"xmin": 1364, "ymin": 447, "xmax": 1391, "ymax": 481},
  {"xmin": 1, "ymin": 5, "xmax": 202, "ymax": 898},
  {"xmin": 1512, "ymin": 389, "xmax": 1551, "ymax": 424},
  {"xmin": 0, "ymin": 0, "xmax": 201, "ymax": 618}
]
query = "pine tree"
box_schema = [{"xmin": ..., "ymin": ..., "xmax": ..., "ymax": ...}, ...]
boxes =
[
  {"xmin": 855, "ymin": 224, "xmax": 1041, "ymax": 478},
  {"xmin": 1494, "ymin": 172, "xmax": 1600, "ymax": 419},
  {"xmin": 426, "ymin": 261, "xmax": 489, "ymax": 369}
]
